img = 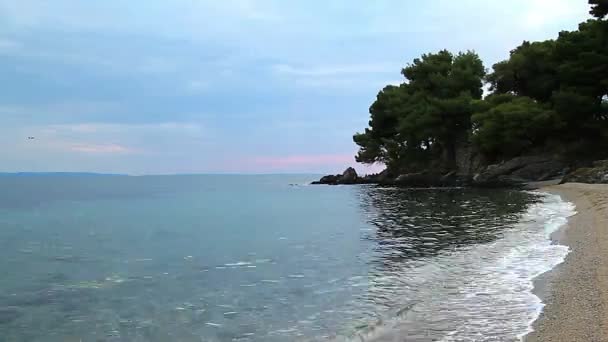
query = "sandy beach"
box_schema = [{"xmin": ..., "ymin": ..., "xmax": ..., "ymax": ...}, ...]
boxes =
[{"xmin": 526, "ymin": 183, "xmax": 608, "ymax": 342}]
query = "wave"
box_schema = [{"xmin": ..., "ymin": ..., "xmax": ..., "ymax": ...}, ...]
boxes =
[{"xmin": 339, "ymin": 191, "xmax": 576, "ymax": 342}]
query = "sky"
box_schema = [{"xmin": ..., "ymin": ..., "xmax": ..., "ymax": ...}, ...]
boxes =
[{"xmin": 0, "ymin": 0, "xmax": 592, "ymax": 174}]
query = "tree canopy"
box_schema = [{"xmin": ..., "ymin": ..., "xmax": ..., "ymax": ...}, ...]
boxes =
[
  {"xmin": 354, "ymin": 0, "xmax": 608, "ymax": 173},
  {"xmin": 354, "ymin": 51, "xmax": 484, "ymax": 173},
  {"xmin": 590, "ymin": 0, "xmax": 608, "ymax": 18},
  {"xmin": 471, "ymin": 95, "xmax": 559, "ymax": 158}
]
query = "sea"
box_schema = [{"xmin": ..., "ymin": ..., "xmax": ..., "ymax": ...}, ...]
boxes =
[{"xmin": 0, "ymin": 174, "xmax": 575, "ymax": 342}]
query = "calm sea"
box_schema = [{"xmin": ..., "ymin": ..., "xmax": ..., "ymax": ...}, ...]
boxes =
[{"xmin": 0, "ymin": 175, "xmax": 574, "ymax": 341}]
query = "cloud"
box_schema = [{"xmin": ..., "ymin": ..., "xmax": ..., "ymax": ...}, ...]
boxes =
[
  {"xmin": 521, "ymin": 0, "xmax": 585, "ymax": 29},
  {"xmin": 212, "ymin": 0, "xmax": 282, "ymax": 22},
  {"xmin": 0, "ymin": 101, "xmax": 124, "ymax": 124},
  {"xmin": 271, "ymin": 63, "xmax": 401, "ymax": 90},
  {"xmin": 0, "ymin": 0, "xmax": 594, "ymax": 174},
  {"xmin": 244, "ymin": 153, "xmax": 385, "ymax": 174},
  {"xmin": 38, "ymin": 122, "xmax": 204, "ymax": 140},
  {"xmin": 186, "ymin": 80, "xmax": 210, "ymax": 93},
  {"xmin": 0, "ymin": 120, "xmax": 219, "ymax": 173},
  {"xmin": 252, "ymin": 154, "xmax": 354, "ymax": 167},
  {"xmin": 272, "ymin": 63, "xmax": 397, "ymax": 77},
  {"xmin": 0, "ymin": 39, "xmax": 21, "ymax": 52},
  {"xmin": 0, "ymin": 0, "xmax": 282, "ymax": 39},
  {"xmin": 70, "ymin": 143, "xmax": 132, "ymax": 154},
  {"xmin": 26, "ymin": 121, "xmax": 207, "ymax": 157},
  {"xmin": 135, "ymin": 57, "xmax": 179, "ymax": 74}
]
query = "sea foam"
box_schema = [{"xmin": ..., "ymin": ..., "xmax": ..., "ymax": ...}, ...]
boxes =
[{"xmin": 343, "ymin": 192, "xmax": 576, "ymax": 342}]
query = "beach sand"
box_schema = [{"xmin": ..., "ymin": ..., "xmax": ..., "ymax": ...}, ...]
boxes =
[{"xmin": 525, "ymin": 183, "xmax": 608, "ymax": 342}]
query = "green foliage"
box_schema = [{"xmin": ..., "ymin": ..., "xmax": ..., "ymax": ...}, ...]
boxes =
[
  {"xmin": 353, "ymin": 50, "xmax": 485, "ymax": 172},
  {"xmin": 486, "ymin": 40, "xmax": 558, "ymax": 102},
  {"xmin": 354, "ymin": 1, "xmax": 608, "ymax": 172},
  {"xmin": 555, "ymin": 20, "xmax": 608, "ymax": 100},
  {"xmin": 590, "ymin": 0, "xmax": 608, "ymax": 18},
  {"xmin": 472, "ymin": 96, "xmax": 559, "ymax": 158},
  {"xmin": 353, "ymin": 84, "xmax": 412, "ymax": 167},
  {"xmin": 483, "ymin": 18, "xmax": 608, "ymax": 154}
]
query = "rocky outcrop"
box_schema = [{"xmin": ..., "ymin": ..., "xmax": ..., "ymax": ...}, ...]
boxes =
[
  {"xmin": 312, "ymin": 167, "xmax": 360, "ymax": 185},
  {"xmin": 313, "ymin": 168, "xmax": 471, "ymax": 187},
  {"xmin": 393, "ymin": 172, "xmax": 472, "ymax": 187},
  {"xmin": 313, "ymin": 174, "xmax": 340, "ymax": 185},
  {"xmin": 473, "ymin": 155, "xmax": 566, "ymax": 187},
  {"xmin": 394, "ymin": 173, "xmax": 435, "ymax": 187},
  {"xmin": 339, "ymin": 167, "xmax": 358, "ymax": 184},
  {"xmin": 313, "ymin": 155, "xmax": 569, "ymax": 188},
  {"xmin": 561, "ymin": 160, "xmax": 608, "ymax": 184}
]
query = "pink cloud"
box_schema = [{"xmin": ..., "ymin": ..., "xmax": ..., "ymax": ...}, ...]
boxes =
[
  {"xmin": 244, "ymin": 154, "xmax": 386, "ymax": 174},
  {"xmin": 252, "ymin": 154, "xmax": 354, "ymax": 167},
  {"xmin": 70, "ymin": 143, "xmax": 133, "ymax": 154}
]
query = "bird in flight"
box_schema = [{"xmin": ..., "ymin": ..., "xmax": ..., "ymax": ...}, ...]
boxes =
[{"xmin": 27, "ymin": 136, "xmax": 35, "ymax": 140}]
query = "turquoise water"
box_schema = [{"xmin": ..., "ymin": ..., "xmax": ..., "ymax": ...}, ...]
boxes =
[{"xmin": 0, "ymin": 175, "xmax": 572, "ymax": 341}]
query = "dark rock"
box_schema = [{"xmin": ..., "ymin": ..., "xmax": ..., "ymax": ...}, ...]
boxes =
[
  {"xmin": 440, "ymin": 171, "xmax": 457, "ymax": 182},
  {"xmin": 511, "ymin": 160, "xmax": 566, "ymax": 180},
  {"xmin": 337, "ymin": 167, "xmax": 358, "ymax": 184},
  {"xmin": 392, "ymin": 171, "xmax": 476, "ymax": 187},
  {"xmin": 311, "ymin": 174, "xmax": 340, "ymax": 185},
  {"xmin": 473, "ymin": 176, "xmax": 526, "ymax": 188},
  {"xmin": 477, "ymin": 156, "xmax": 552, "ymax": 180},
  {"xmin": 473, "ymin": 155, "xmax": 565, "ymax": 187},
  {"xmin": 376, "ymin": 169, "xmax": 392, "ymax": 182},
  {"xmin": 359, "ymin": 169, "xmax": 395, "ymax": 185},
  {"xmin": 312, "ymin": 154, "xmax": 568, "ymax": 188},
  {"xmin": 561, "ymin": 160, "xmax": 608, "ymax": 184},
  {"xmin": 359, "ymin": 174, "xmax": 378, "ymax": 184},
  {"xmin": 439, "ymin": 171, "xmax": 473, "ymax": 187},
  {"xmin": 440, "ymin": 171, "xmax": 462, "ymax": 186},
  {"xmin": 312, "ymin": 167, "xmax": 360, "ymax": 185},
  {"xmin": 593, "ymin": 159, "xmax": 608, "ymax": 168},
  {"xmin": 395, "ymin": 173, "xmax": 440, "ymax": 187},
  {"xmin": 497, "ymin": 175, "xmax": 529, "ymax": 186}
]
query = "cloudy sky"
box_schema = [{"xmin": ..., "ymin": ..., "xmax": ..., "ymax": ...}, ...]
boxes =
[{"xmin": 0, "ymin": 0, "xmax": 591, "ymax": 174}]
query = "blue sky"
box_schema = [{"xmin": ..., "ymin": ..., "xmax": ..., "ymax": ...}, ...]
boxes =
[{"xmin": 0, "ymin": 0, "xmax": 591, "ymax": 174}]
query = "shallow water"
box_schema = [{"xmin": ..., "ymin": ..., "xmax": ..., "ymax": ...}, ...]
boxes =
[{"xmin": 0, "ymin": 175, "xmax": 573, "ymax": 341}]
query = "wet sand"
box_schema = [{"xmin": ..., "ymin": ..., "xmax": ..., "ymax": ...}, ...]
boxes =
[{"xmin": 526, "ymin": 183, "xmax": 608, "ymax": 342}]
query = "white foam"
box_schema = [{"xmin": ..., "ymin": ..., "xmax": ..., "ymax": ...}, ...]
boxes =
[
  {"xmin": 440, "ymin": 192, "xmax": 576, "ymax": 341},
  {"xmin": 224, "ymin": 261, "xmax": 253, "ymax": 267},
  {"xmin": 341, "ymin": 191, "xmax": 576, "ymax": 342},
  {"xmin": 515, "ymin": 192, "xmax": 576, "ymax": 340}
]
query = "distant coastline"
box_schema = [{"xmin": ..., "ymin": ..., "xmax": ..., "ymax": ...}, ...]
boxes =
[{"xmin": 0, "ymin": 172, "xmax": 127, "ymax": 177}]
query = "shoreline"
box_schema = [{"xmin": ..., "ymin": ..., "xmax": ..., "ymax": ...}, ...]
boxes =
[{"xmin": 525, "ymin": 183, "xmax": 608, "ymax": 342}]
